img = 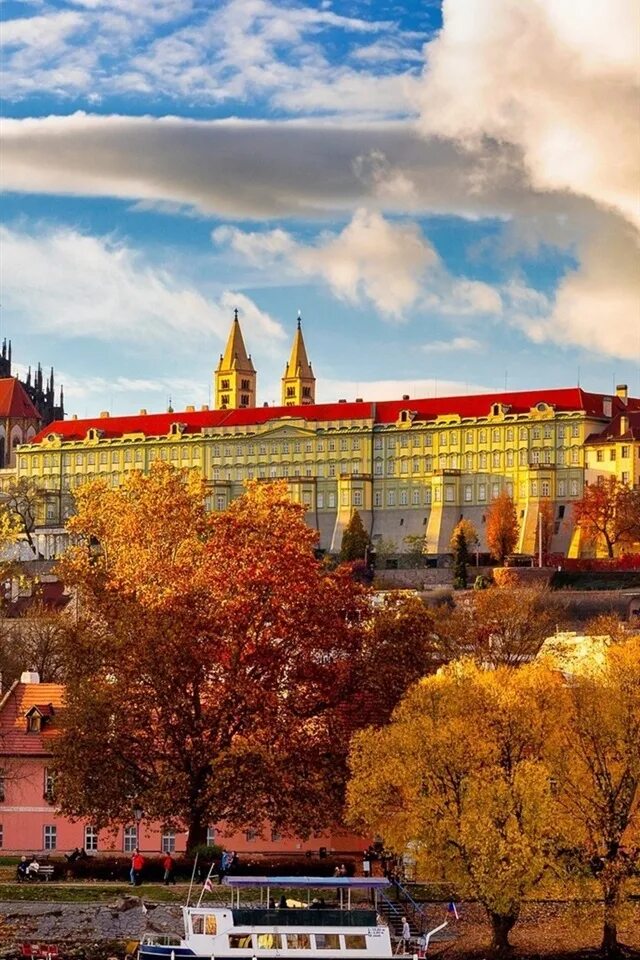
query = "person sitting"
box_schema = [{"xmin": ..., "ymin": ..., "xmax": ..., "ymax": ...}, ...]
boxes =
[
  {"xmin": 277, "ymin": 895, "xmax": 288, "ymax": 909},
  {"xmin": 17, "ymin": 857, "xmax": 29, "ymax": 881},
  {"xmin": 26, "ymin": 857, "xmax": 40, "ymax": 879},
  {"xmin": 66, "ymin": 847, "xmax": 82, "ymax": 863}
]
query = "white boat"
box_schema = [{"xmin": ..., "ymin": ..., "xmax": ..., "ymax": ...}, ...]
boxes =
[{"xmin": 139, "ymin": 875, "xmax": 395, "ymax": 959}]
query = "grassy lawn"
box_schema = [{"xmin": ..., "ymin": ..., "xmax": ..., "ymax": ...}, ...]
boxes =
[{"xmin": 0, "ymin": 883, "xmax": 189, "ymax": 903}]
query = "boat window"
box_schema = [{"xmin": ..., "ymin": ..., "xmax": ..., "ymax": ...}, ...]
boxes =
[
  {"xmin": 204, "ymin": 915, "xmax": 217, "ymax": 935},
  {"xmin": 345, "ymin": 934, "xmax": 367, "ymax": 949},
  {"xmin": 229, "ymin": 934, "xmax": 253, "ymax": 948},
  {"xmin": 316, "ymin": 933, "xmax": 340, "ymax": 949},
  {"xmin": 191, "ymin": 916, "xmax": 204, "ymax": 935},
  {"xmin": 257, "ymin": 933, "xmax": 279, "ymax": 949},
  {"xmin": 286, "ymin": 934, "xmax": 311, "ymax": 949}
]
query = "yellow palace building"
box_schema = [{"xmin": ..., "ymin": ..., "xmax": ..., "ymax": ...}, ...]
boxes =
[{"xmin": 2, "ymin": 311, "xmax": 639, "ymax": 560}]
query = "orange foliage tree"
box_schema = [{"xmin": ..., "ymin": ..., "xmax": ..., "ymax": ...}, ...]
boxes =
[
  {"xmin": 574, "ymin": 477, "xmax": 640, "ymax": 558},
  {"xmin": 485, "ymin": 492, "xmax": 519, "ymax": 563},
  {"xmin": 54, "ymin": 466, "xmax": 398, "ymax": 849}
]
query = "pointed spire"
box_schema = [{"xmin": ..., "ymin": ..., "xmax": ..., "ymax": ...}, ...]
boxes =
[
  {"xmin": 286, "ymin": 313, "xmax": 313, "ymax": 380},
  {"xmin": 219, "ymin": 309, "xmax": 255, "ymax": 372}
]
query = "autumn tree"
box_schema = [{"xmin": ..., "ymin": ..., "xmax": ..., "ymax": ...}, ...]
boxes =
[
  {"xmin": 431, "ymin": 583, "xmax": 567, "ymax": 667},
  {"xmin": 574, "ymin": 477, "xmax": 640, "ymax": 558},
  {"xmin": 536, "ymin": 500, "xmax": 555, "ymax": 561},
  {"xmin": 451, "ymin": 526, "xmax": 470, "ymax": 589},
  {"xmin": 450, "ymin": 518, "xmax": 479, "ymax": 553},
  {"xmin": 0, "ymin": 478, "xmax": 43, "ymax": 555},
  {"xmin": 486, "ymin": 492, "xmax": 519, "ymax": 563},
  {"xmin": 53, "ymin": 466, "xmax": 410, "ymax": 849},
  {"xmin": 348, "ymin": 661, "xmax": 564, "ymax": 953},
  {"xmin": 545, "ymin": 636, "xmax": 640, "ymax": 957},
  {"xmin": 340, "ymin": 509, "xmax": 370, "ymax": 562}
]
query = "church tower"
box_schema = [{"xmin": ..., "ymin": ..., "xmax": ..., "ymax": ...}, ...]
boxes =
[
  {"xmin": 214, "ymin": 309, "xmax": 256, "ymax": 410},
  {"xmin": 281, "ymin": 314, "xmax": 315, "ymax": 406}
]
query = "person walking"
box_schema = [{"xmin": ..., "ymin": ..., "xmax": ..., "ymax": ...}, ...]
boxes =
[
  {"xmin": 130, "ymin": 848, "xmax": 144, "ymax": 886},
  {"xmin": 395, "ymin": 916, "xmax": 411, "ymax": 955},
  {"xmin": 163, "ymin": 852, "xmax": 176, "ymax": 885}
]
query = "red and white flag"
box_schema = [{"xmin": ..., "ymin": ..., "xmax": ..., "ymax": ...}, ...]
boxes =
[{"xmin": 203, "ymin": 878, "xmax": 213, "ymax": 893}]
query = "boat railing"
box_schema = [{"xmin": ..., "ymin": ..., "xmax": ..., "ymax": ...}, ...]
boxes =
[
  {"xmin": 231, "ymin": 908, "xmax": 378, "ymax": 927},
  {"xmin": 140, "ymin": 934, "xmax": 182, "ymax": 946}
]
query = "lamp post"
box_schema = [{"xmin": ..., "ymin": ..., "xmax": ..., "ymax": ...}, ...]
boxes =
[{"xmin": 133, "ymin": 805, "xmax": 143, "ymax": 851}]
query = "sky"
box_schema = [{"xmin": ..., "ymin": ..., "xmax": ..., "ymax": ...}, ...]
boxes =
[{"xmin": 1, "ymin": 0, "xmax": 639, "ymax": 418}]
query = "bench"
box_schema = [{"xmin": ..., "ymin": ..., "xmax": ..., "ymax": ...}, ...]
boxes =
[{"xmin": 37, "ymin": 865, "xmax": 55, "ymax": 882}]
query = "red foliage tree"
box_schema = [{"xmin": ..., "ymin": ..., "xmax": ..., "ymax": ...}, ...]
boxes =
[
  {"xmin": 485, "ymin": 492, "xmax": 519, "ymax": 563},
  {"xmin": 574, "ymin": 476, "xmax": 640, "ymax": 558}
]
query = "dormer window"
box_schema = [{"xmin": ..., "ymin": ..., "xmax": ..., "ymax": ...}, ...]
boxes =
[
  {"xmin": 86, "ymin": 428, "xmax": 104, "ymax": 441},
  {"xmin": 26, "ymin": 704, "xmax": 54, "ymax": 733},
  {"xmin": 169, "ymin": 422, "xmax": 186, "ymax": 437}
]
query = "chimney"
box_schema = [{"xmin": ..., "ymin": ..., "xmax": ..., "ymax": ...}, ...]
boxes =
[
  {"xmin": 72, "ymin": 414, "xmax": 78, "ymax": 421},
  {"xmin": 185, "ymin": 405, "xmax": 195, "ymax": 412},
  {"xmin": 100, "ymin": 411, "xmax": 110, "ymax": 418},
  {"xmin": 620, "ymin": 414, "xmax": 629, "ymax": 436},
  {"xmin": 616, "ymin": 384, "xmax": 628, "ymax": 405},
  {"xmin": 338, "ymin": 399, "xmax": 347, "ymax": 404},
  {"xmin": 200, "ymin": 405, "xmax": 209, "ymax": 411},
  {"xmin": 603, "ymin": 397, "xmax": 612, "ymax": 418},
  {"xmin": 355, "ymin": 397, "xmax": 363, "ymax": 403},
  {"xmin": 139, "ymin": 408, "xmax": 147, "ymax": 416},
  {"xmin": 402, "ymin": 394, "xmax": 410, "ymax": 401},
  {"xmin": 20, "ymin": 670, "xmax": 40, "ymax": 684}
]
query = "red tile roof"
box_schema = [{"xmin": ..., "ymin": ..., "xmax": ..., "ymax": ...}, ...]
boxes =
[
  {"xmin": 31, "ymin": 388, "xmax": 639, "ymax": 444},
  {"xmin": 0, "ymin": 681, "xmax": 65, "ymax": 757},
  {"xmin": 0, "ymin": 378, "xmax": 42, "ymax": 420}
]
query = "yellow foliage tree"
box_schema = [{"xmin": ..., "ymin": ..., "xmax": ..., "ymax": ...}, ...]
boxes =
[
  {"xmin": 347, "ymin": 661, "xmax": 564, "ymax": 954},
  {"xmin": 449, "ymin": 518, "xmax": 479, "ymax": 552},
  {"xmin": 546, "ymin": 636, "xmax": 640, "ymax": 957}
]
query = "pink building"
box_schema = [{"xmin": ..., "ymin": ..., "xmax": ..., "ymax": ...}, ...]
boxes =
[{"xmin": 0, "ymin": 672, "xmax": 366, "ymax": 858}]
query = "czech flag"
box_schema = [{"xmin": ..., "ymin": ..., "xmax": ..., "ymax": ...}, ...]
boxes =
[{"xmin": 203, "ymin": 878, "xmax": 213, "ymax": 892}]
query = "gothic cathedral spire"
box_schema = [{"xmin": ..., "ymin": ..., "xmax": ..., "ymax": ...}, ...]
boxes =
[
  {"xmin": 214, "ymin": 309, "xmax": 257, "ymax": 410},
  {"xmin": 281, "ymin": 313, "xmax": 315, "ymax": 406}
]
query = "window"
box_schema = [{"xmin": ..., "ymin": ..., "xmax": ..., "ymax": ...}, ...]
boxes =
[
  {"xmin": 162, "ymin": 830, "xmax": 176, "ymax": 853},
  {"xmin": 374, "ymin": 437, "xmax": 383, "ymax": 450},
  {"xmin": 374, "ymin": 460, "xmax": 383, "ymax": 476},
  {"xmin": 479, "ymin": 452, "xmax": 487, "ymax": 469},
  {"xmin": 572, "ymin": 424, "xmax": 579, "ymax": 437},
  {"xmin": 44, "ymin": 825, "xmax": 57, "ymax": 850},
  {"xmin": 345, "ymin": 935, "xmax": 367, "ymax": 950},
  {"xmin": 506, "ymin": 428, "xmax": 514, "ymax": 442},
  {"xmin": 520, "ymin": 428, "xmax": 528, "ymax": 440},
  {"xmin": 531, "ymin": 480, "xmax": 538, "ymax": 496},
  {"xmin": 328, "ymin": 493, "xmax": 336, "ymax": 509},
  {"xmin": 0, "ymin": 769, "xmax": 5, "ymax": 802},
  {"xmin": 317, "ymin": 493, "xmax": 324, "ymax": 509},
  {"xmin": 412, "ymin": 457, "xmax": 420, "ymax": 474},
  {"xmin": 340, "ymin": 438, "xmax": 348, "ymax": 451},
  {"xmin": 491, "ymin": 483, "xmax": 499, "ymax": 499},
  {"xmin": 493, "ymin": 428, "xmax": 500, "ymax": 441},
  {"xmin": 571, "ymin": 448, "xmax": 580, "ymax": 464},
  {"xmin": 479, "ymin": 430, "xmax": 487, "ymax": 443},
  {"xmin": 400, "ymin": 434, "xmax": 408, "ymax": 448},
  {"xmin": 316, "ymin": 934, "xmax": 340, "ymax": 950},
  {"xmin": 206, "ymin": 827, "xmax": 216, "ymax": 846},
  {"xmin": 425, "ymin": 456, "xmax": 433, "ymax": 471},
  {"xmin": 492, "ymin": 451, "xmax": 500, "ymax": 468},
  {"xmin": 444, "ymin": 486, "xmax": 454, "ymax": 502},
  {"xmin": 541, "ymin": 480, "xmax": 550, "ymax": 497},
  {"xmin": 478, "ymin": 483, "xmax": 486, "ymax": 500},
  {"xmin": 531, "ymin": 450, "xmax": 540, "ymax": 464},
  {"xmin": 294, "ymin": 441, "xmax": 301, "ymax": 453},
  {"xmin": 387, "ymin": 490, "xmax": 396, "ymax": 506},
  {"xmin": 387, "ymin": 458, "xmax": 395, "ymax": 475},
  {"xmin": 621, "ymin": 446, "xmax": 630, "ymax": 458},
  {"xmin": 412, "ymin": 489, "xmax": 420, "ymax": 505},
  {"xmin": 245, "ymin": 828, "xmax": 259, "ymax": 842},
  {"xmin": 401, "ymin": 459, "xmax": 408, "ymax": 474},
  {"xmin": 464, "ymin": 485, "xmax": 472, "ymax": 502},
  {"xmin": 230, "ymin": 934, "xmax": 254, "ymax": 949},
  {"xmin": 221, "ymin": 379, "xmax": 230, "ymax": 390},
  {"xmin": 241, "ymin": 379, "xmax": 250, "ymax": 391},
  {"xmin": 305, "ymin": 441, "xmax": 313, "ymax": 453},
  {"xmin": 506, "ymin": 450, "xmax": 514, "ymax": 467},
  {"xmin": 374, "ymin": 490, "xmax": 382, "ymax": 507},
  {"xmin": 353, "ymin": 490, "xmax": 363, "ymax": 507},
  {"xmin": 440, "ymin": 432, "xmax": 448, "ymax": 446},
  {"xmin": 557, "ymin": 450, "xmax": 565, "ymax": 465},
  {"xmin": 543, "ymin": 449, "xmax": 552, "ymax": 464},
  {"xmin": 506, "ymin": 482, "xmax": 513, "ymax": 497},
  {"xmin": 328, "ymin": 463, "xmax": 336, "ymax": 477},
  {"xmin": 215, "ymin": 495, "xmax": 226, "ymax": 511},
  {"xmin": 424, "ymin": 488, "xmax": 432, "ymax": 504},
  {"xmin": 609, "ymin": 448, "xmax": 616, "ymax": 461},
  {"xmin": 84, "ymin": 826, "xmax": 98, "ymax": 852},
  {"xmin": 570, "ymin": 479, "xmax": 579, "ymax": 496},
  {"xmin": 558, "ymin": 480, "xmax": 566, "ymax": 497},
  {"xmin": 44, "ymin": 768, "xmax": 55, "ymax": 800},
  {"xmin": 341, "ymin": 490, "xmax": 349, "ymax": 507},
  {"xmin": 532, "ymin": 427, "xmax": 541, "ymax": 440},
  {"xmin": 558, "ymin": 426, "xmax": 565, "ymax": 439},
  {"xmin": 465, "ymin": 431, "xmax": 473, "ymax": 445},
  {"xmin": 544, "ymin": 425, "xmax": 552, "ymax": 438},
  {"xmin": 124, "ymin": 826, "xmax": 137, "ymax": 852},
  {"xmin": 316, "ymin": 440, "xmax": 323, "ymax": 452},
  {"xmin": 286, "ymin": 935, "xmax": 311, "ymax": 949},
  {"xmin": 465, "ymin": 453, "xmax": 473, "ymax": 471},
  {"xmin": 399, "ymin": 489, "xmax": 408, "ymax": 506},
  {"xmin": 328, "ymin": 439, "xmax": 336, "ymax": 452},
  {"xmin": 621, "ymin": 471, "xmax": 630, "ymax": 484},
  {"xmin": 424, "ymin": 434, "xmax": 432, "ymax": 447}
]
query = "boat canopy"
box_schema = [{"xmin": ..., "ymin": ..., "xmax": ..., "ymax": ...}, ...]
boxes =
[{"xmin": 223, "ymin": 876, "xmax": 390, "ymax": 890}]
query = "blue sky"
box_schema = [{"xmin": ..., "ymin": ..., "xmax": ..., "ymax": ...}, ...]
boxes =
[{"xmin": 1, "ymin": 0, "xmax": 638, "ymax": 417}]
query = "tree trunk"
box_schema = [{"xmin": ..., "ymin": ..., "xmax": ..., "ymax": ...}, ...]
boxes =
[
  {"xmin": 186, "ymin": 810, "xmax": 208, "ymax": 852},
  {"xmin": 602, "ymin": 884, "xmax": 622, "ymax": 958},
  {"xmin": 489, "ymin": 912, "xmax": 517, "ymax": 954}
]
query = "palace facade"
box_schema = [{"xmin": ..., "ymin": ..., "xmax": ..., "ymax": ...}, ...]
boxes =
[{"xmin": 2, "ymin": 313, "xmax": 639, "ymax": 559}]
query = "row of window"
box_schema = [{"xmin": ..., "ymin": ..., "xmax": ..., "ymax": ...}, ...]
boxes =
[
  {"xmin": 592, "ymin": 446, "xmax": 633, "ymax": 462},
  {"xmin": 0, "ymin": 825, "xmax": 178, "ymax": 853},
  {"xmin": 190, "ymin": 920, "xmax": 366, "ymax": 952}
]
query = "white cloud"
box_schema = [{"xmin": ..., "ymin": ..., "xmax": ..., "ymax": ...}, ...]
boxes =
[
  {"xmin": 213, "ymin": 213, "xmax": 502, "ymax": 321},
  {"xmin": 422, "ymin": 337, "xmax": 481, "ymax": 353},
  {"xmin": 0, "ymin": 225, "xmax": 285, "ymax": 349},
  {"xmin": 417, "ymin": 0, "xmax": 640, "ymax": 230}
]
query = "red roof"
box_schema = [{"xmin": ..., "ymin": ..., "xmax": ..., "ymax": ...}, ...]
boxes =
[
  {"xmin": 586, "ymin": 410, "xmax": 640, "ymax": 444},
  {"xmin": 0, "ymin": 681, "xmax": 65, "ymax": 757},
  {"xmin": 0, "ymin": 378, "xmax": 41, "ymax": 420},
  {"xmin": 32, "ymin": 388, "xmax": 639, "ymax": 444}
]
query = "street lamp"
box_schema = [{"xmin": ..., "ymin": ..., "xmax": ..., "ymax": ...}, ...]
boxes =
[{"xmin": 133, "ymin": 805, "xmax": 144, "ymax": 851}]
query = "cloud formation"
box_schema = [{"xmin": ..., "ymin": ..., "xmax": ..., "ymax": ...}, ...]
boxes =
[
  {"xmin": 213, "ymin": 213, "xmax": 500, "ymax": 319},
  {"xmin": 0, "ymin": 225, "xmax": 285, "ymax": 349}
]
